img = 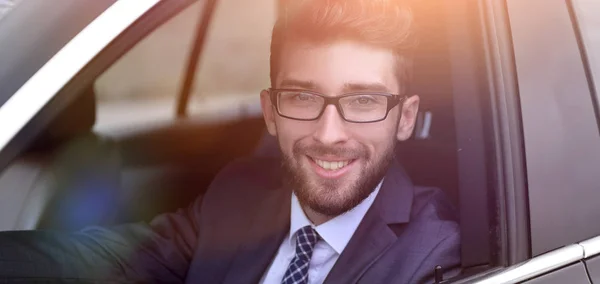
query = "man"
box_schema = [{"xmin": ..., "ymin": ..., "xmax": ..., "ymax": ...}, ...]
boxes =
[{"xmin": 0, "ymin": 0, "xmax": 460, "ymax": 283}]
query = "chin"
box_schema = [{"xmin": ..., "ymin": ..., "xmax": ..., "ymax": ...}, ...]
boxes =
[
  {"xmin": 297, "ymin": 179, "xmax": 369, "ymax": 217},
  {"xmin": 282, "ymin": 146, "xmax": 391, "ymax": 218},
  {"xmin": 307, "ymin": 197, "xmax": 359, "ymax": 217}
]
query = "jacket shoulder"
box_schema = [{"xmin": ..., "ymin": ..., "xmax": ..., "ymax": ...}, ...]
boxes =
[
  {"xmin": 407, "ymin": 186, "xmax": 461, "ymax": 282},
  {"xmin": 199, "ymin": 157, "xmax": 282, "ymax": 217},
  {"xmin": 411, "ymin": 186, "xmax": 459, "ymax": 226}
]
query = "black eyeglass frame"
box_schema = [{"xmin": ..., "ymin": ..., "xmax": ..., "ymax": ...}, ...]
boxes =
[{"xmin": 268, "ymin": 88, "xmax": 407, "ymax": 123}]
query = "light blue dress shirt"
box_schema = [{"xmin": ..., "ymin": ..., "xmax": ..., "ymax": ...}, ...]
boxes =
[{"xmin": 260, "ymin": 180, "xmax": 383, "ymax": 284}]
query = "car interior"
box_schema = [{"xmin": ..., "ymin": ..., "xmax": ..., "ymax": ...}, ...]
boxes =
[{"xmin": 0, "ymin": 0, "xmax": 492, "ymax": 277}]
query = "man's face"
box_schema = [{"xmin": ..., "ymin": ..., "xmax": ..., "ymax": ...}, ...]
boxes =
[{"xmin": 261, "ymin": 41, "xmax": 419, "ymax": 217}]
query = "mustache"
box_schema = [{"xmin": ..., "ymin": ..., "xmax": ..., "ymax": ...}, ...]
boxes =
[{"xmin": 293, "ymin": 143, "xmax": 368, "ymax": 159}]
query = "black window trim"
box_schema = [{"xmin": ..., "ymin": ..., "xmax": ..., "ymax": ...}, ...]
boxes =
[
  {"xmin": 175, "ymin": 0, "xmax": 219, "ymax": 118},
  {"xmin": 436, "ymin": 0, "xmax": 530, "ymax": 276},
  {"xmin": 440, "ymin": 0, "xmax": 531, "ymax": 281},
  {"xmin": 478, "ymin": 0, "xmax": 530, "ymax": 267},
  {"xmin": 442, "ymin": 0, "xmax": 494, "ymax": 271}
]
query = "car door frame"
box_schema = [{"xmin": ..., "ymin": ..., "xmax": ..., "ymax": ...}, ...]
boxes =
[{"xmin": 453, "ymin": 0, "xmax": 600, "ymax": 282}]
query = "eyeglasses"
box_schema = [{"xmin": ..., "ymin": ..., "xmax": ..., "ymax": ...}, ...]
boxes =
[{"xmin": 269, "ymin": 88, "xmax": 406, "ymax": 123}]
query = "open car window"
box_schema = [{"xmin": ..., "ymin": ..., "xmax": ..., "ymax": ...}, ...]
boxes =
[{"xmin": 0, "ymin": 0, "xmax": 543, "ymax": 282}]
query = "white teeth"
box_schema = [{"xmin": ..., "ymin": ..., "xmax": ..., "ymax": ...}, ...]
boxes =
[{"xmin": 314, "ymin": 159, "xmax": 350, "ymax": 171}]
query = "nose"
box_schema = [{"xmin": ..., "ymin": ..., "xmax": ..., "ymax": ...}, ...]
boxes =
[{"xmin": 312, "ymin": 105, "xmax": 349, "ymax": 145}]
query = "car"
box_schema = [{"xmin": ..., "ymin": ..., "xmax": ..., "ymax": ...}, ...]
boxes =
[{"xmin": 0, "ymin": 0, "xmax": 599, "ymax": 283}]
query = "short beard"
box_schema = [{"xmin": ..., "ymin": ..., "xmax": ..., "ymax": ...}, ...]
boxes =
[{"xmin": 281, "ymin": 141, "xmax": 396, "ymax": 217}]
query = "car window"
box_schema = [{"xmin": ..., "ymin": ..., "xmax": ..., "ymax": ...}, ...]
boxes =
[
  {"xmin": 187, "ymin": 0, "xmax": 276, "ymax": 119},
  {"xmin": 93, "ymin": 1, "xmax": 202, "ymax": 134},
  {"xmin": 571, "ymin": 0, "xmax": 600, "ymax": 110},
  {"xmin": 0, "ymin": 0, "xmax": 497, "ymax": 280}
]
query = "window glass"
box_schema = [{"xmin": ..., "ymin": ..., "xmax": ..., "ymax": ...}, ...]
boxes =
[
  {"xmin": 508, "ymin": 0, "xmax": 600, "ymax": 255},
  {"xmin": 571, "ymin": 0, "xmax": 600, "ymax": 108},
  {"xmin": 94, "ymin": 2, "xmax": 202, "ymax": 133},
  {"xmin": 187, "ymin": 0, "xmax": 276, "ymax": 119}
]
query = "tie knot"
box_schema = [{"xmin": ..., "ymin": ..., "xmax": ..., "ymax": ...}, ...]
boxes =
[
  {"xmin": 294, "ymin": 226, "xmax": 320, "ymax": 262},
  {"xmin": 281, "ymin": 226, "xmax": 321, "ymax": 284}
]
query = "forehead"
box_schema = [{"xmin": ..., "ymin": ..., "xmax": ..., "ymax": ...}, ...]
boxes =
[{"xmin": 276, "ymin": 41, "xmax": 400, "ymax": 94}]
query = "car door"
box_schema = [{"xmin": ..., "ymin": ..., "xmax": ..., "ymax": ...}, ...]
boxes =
[
  {"xmin": 451, "ymin": 0, "xmax": 600, "ymax": 282},
  {"xmin": 568, "ymin": 0, "xmax": 600, "ymax": 282}
]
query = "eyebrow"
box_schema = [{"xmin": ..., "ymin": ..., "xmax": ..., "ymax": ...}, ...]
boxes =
[
  {"xmin": 279, "ymin": 79, "xmax": 319, "ymax": 90},
  {"xmin": 341, "ymin": 82, "xmax": 392, "ymax": 93},
  {"xmin": 278, "ymin": 79, "xmax": 393, "ymax": 93}
]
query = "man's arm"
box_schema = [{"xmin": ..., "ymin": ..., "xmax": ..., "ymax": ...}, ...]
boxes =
[
  {"xmin": 0, "ymin": 157, "xmax": 277, "ymax": 283},
  {"xmin": 0, "ymin": 191, "xmax": 201, "ymax": 283}
]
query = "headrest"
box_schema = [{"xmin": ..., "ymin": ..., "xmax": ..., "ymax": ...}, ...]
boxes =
[{"xmin": 30, "ymin": 86, "xmax": 96, "ymax": 151}]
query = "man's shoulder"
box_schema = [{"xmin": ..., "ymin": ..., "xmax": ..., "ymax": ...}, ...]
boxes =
[
  {"xmin": 411, "ymin": 186, "xmax": 459, "ymax": 226},
  {"xmin": 399, "ymin": 186, "xmax": 461, "ymax": 282},
  {"xmin": 210, "ymin": 157, "xmax": 281, "ymax": 191},
  {"xmin": 361, "ymin": 182, "xmax": 460, "ymax": 282},
  {"xmin": 406, "ymin": 186, "xmax": 460, "ymax": 243},
  {"xmin": 200, "ymin": 157, "xmax": 283, "ymax": 214}
]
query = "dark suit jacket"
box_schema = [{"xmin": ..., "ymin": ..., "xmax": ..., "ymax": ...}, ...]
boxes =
[{"xmin": 0, "ymin": 157, "xmax": 460, "ymax": 283}]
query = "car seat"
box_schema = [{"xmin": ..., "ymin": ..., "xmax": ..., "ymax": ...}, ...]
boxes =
[{"xmin": 0, "ymin": 87, "xmax": 123, "ymax": 231}]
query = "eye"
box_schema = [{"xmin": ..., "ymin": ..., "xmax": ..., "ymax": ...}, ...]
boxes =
[
  {"xmin": 353, "ymin": 96, "xmax": 376, "ymax": 105},
  {"xmin": 295, "ymin": 93, "xmax": 309, "ymax": 100},
  {"xmin": 293, "ymin": 93, "xmax": 315, "ymax": 101}
]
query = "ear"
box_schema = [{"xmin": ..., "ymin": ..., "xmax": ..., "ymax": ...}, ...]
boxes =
[
  {"xmin": 260, "ymin": 89, "xmax": 278, "ymax": 136},
  {"xmin": 396, "ymin": 95, "xmax": 420, "ymax": 141}
]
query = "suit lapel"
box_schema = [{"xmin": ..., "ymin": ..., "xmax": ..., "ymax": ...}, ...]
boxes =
[
  {"xmin": 323, "ymin": 207, "xmax": 397, "ymax": 283},
  {"xmin": 324, "ymin": 159, "xmax": 415, "ymax": 284},
  {"xmin": 222, "ymin": 186, "xmax": 291, "ymax": 284}
]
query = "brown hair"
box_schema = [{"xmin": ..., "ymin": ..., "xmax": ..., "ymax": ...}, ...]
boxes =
[{"xmin": 270, "ymin": 0, "xmax": 416, "ymax": 93}]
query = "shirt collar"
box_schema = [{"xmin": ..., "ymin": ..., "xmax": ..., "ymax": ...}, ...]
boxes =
[{"xmin": 289, "ymin": 179, "xmax": 383, "ymax": 254}]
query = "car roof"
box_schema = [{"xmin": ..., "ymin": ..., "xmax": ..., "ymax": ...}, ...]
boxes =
[{"xmin": 0, "ymin": 0, "xmax": 116, "ymax": 108}]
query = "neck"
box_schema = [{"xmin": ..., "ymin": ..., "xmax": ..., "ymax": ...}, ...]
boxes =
[{"xmin": 302, "ymin": 205, "xmax": 334, "ymax": 226}]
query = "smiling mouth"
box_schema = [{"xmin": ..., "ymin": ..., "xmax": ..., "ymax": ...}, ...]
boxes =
[{"xmin": 312, "ymin": 158, "xmax": 353, "ymax": 171}]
